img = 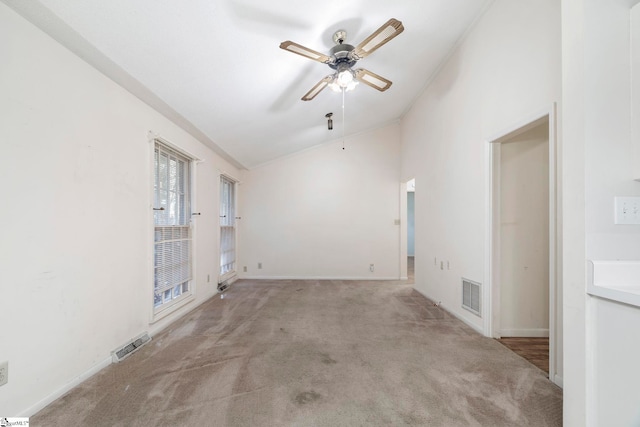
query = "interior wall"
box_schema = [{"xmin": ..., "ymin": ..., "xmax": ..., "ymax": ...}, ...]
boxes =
[
  {"xmin": 499, "ymin": 124, "xmax": 549, "ymax": 337},
  {"xmin": 0, "ymin": 3, "xmax": 240, "ymax": 416},
  {"xmin": 583, "ymin": 0, "xmax": 640, "ymax": 425},
  {"xmin": 400, "ymin": 0, "xmax": 561, "ymax": 333},
  {"xmin": 238, "ymin": 124, "xmax": 401, "ymax": 280}
]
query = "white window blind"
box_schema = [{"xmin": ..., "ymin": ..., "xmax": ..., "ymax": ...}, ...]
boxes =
[
  {"xmin": 220, "ymin": 176, "xmax": 236, "ymax": 277},
  {"xmin": 154, "ymin": 142, "xmax": 192, "ymax": 312}
]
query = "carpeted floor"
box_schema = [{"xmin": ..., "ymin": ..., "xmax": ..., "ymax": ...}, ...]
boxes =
[{"xmin": 33, "ymin": 279, "xmax": 562, "ymax": 426}]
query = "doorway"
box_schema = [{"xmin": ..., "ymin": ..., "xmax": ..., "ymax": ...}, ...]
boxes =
[
  {"xmin": 400, "ymin": 178, "xmax": 416, "ymax": 283},
  {"xmin": 407, "ymin": 179, "xmax": 415, "ymax": 283},
  {"xmin": 485, "ymin": 105, "xmax": 560, "ymax": 386}
]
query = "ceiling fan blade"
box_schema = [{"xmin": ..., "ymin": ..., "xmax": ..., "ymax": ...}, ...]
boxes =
[
  {"xmin": 353, "ymin": 18, "xmax": 404, "ymax": 59},
  {"xmin": 302, "ymin": 76, "xmax": 333, "ymax": 101},
  {"xmin": 280, "ymin": 41, "xmax": 332, "ymax": 64},
  {"xmin": 355, "ymin": 68, "xmax": 392, "ymax": 91}
]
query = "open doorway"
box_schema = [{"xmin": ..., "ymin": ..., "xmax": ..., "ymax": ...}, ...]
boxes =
[
  {"xmin": 485, "ymin": 105, "xmax": 560, "ymax": 386},
  {"xmin": 407, "ymin": 179, "xmax": 415, "ymax": 283},
  {"xmin": 399, "ymin": 178, "xmax": 415, "ymax": 283}
]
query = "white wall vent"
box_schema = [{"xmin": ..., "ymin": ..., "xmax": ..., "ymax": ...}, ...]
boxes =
[
  {"xmin": 112, "ymin": 332, "xmax": 151, "ymax": 363},
  {"xmin": 462, "ymin": 278, "xmax": 482, "ymax": 317}
]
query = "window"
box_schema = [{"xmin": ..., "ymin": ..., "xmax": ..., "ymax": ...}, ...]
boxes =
[
  {"xmin": 153, "ymin": 142, "xmax": 192, "ymax": 312},
  {"xmin": 219, "ymin": 175, "xmax": 236, "ymax": 279}
]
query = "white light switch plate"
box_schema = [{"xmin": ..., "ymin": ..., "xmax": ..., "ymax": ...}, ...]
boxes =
[{"xmin": 614, "ymin": 197, "xmax": 640, "ymax": 224}]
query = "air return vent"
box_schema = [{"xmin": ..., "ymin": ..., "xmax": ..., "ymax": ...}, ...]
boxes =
[
  {"xmin": 462, "ymin": 278, "xmax": 481, "ymax": 317},
  {"xmin": 112, "ymin": 332, "xmax": 151, "ymax": 363}
]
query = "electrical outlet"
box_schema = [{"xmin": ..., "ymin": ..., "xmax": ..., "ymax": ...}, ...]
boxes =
[
  {"xmin": 243, "ymin": 266, "xmax": 247, "ymax": 272},
  {"xmin": 258, "ymin": 262, "xmax": 262, "ymax": 269},
  {"xmin": 369, "ymin": 264, "xmax": 374, "ymax": 272},
  {"xmin": 0, "ymin": 361, "xmax": 8, "ymax": 386},
  {"xmin": 615, "ymin": 196, "xmax": 640, "ymax": 224},
  {"xmin": 440, "ymin": 261, "xmax": 444, "ymax": 270},
  {"xmin": 207, "ymin": 274, "xmax": 210, "ymax": 283}
]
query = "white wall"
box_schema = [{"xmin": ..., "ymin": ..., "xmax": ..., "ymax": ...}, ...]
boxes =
[
  {"xmin": 499, "ymin": 124, "xmax": 549, "ymax": 337},
  {"xmin": 0, "ymin": 3, "xmax": 239, "ymax": 416},
  {"xmin": 562, "ymin": 0, "xmax": 640, "ymax": 425},
  {"xmin": 238, "ymin": 124, "xmax": 401, "ymax": 280},
  {"xmin": 400, "ymin": 0, "xmax": 561, "ymax": 334}
]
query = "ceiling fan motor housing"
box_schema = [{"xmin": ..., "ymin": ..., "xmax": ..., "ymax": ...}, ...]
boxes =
[{"xmin": 329, "ymin": 43, "xmax": 357, "ymax": 69}]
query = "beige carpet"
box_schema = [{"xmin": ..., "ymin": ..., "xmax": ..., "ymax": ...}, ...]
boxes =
[{"xmin": 33, "ymin": 279, "xmax": 562, "ymax": 426}]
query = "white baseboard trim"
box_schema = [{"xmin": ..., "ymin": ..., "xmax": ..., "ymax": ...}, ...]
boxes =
[
  {"xmin": 553, "ymin": 374, "xmax": 563, "ymax": 388},
  {"xmin": 412, "ymin": 287, "xmax": 484, "ymax": 335},
  {"xmin": 239, "ymin": 275, "xmax": 400, "ymax": 281},
  {"xmin": 22, "ymin": 291, "xmax": 221, "ymax": 417},
  {"xmin": 20, "ymin": 356, "xmax": 112, "ymax": 417},
  {"xmin": 499, "ymin": 329, "xmax": 549, "ymax": 338}
]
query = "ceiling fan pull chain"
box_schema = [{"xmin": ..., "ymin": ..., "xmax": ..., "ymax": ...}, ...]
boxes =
[{"xmin": 342, "ymin": 88, "xmax": 346, "ymax": 150}]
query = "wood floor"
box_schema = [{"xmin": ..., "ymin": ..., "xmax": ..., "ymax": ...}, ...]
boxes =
[{"xmin": 498, "ymin": 337, "xmax": 549, "ymax": 375}]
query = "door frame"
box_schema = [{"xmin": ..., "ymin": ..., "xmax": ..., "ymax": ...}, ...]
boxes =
[
  {"xmin": 399, "ymin": 178, "xmax": 416, "ymax": 281},
  {"xmin": 483, "ymin": 103, "xmax": 561, "ymax": 386}
]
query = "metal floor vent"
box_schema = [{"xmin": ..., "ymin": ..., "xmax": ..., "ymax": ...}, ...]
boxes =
[
  {"xmin": 462, "ymin": 278, "xmax": 482, "ymax": 317},
  {"xmin": 112, "ymin": 333, "xmax": 151, "ymax": 363},
  {"xmin": 218, "ymin": 280, "xmax": 230, "ymax": 293}
]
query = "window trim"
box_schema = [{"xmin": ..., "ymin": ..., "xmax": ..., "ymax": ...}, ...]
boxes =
[
  {"xmin": 148, "ymin": 135, "xmax": 200, "ymax": 323},
  {"xmin": 219, "ymin": 174, "xmax": 238, "ymax": 283}
]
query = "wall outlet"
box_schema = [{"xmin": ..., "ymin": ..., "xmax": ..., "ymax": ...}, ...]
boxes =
[
  {"xmin": 0, "ymin": 361, "xmax": 8, "ymax": 386},
  {"xmin": 243, "ymin": 266, "xmax": 247, "ymax": 272},
  {"xmin": 258, "ymin": 262, "xmax": 262, "ymax": 269},
  {"xmin": 440, "ymin": 261, "xmax": 444, "ymax": 270},
  {"xmin": 370, "ymin": 264, "xmax": 374, "ymax": 272},
  {"xmin": 615, "ymin": 196, "xmax": 640, "ymax": 224},
  {"xmin": 207, "ymin": 274, "xmax": 210, "ymax": 283}
]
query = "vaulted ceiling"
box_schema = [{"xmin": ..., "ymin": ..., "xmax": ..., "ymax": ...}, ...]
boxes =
[{"xmin": 4, "ymin": 0, "xmax": 492, "ymax": 169}]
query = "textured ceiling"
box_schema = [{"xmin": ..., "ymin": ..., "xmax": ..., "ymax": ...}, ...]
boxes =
[{"xmin": 3, "ymin": 0, "xmax": 493, "ymax": 169}]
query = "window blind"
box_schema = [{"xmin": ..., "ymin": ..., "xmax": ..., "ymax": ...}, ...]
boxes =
[{"xmin": 154, "ymin": 143, "xmax": 192, "ymax": 311}]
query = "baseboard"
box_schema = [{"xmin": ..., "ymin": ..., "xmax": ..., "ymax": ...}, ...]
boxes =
[
  {"xmin": 412, "ymin": 287, "xmax": 484, "ymax": 335},
  {"xmin": 239, "ymin": 275, "xmax": 400, "ymax": 281},
  {"xmin": 499, "ymin": 329, "xmax": 549, "ymax": 338},
  {"xmin": 22, "ymin": 291, "xmax": 221, "ymax": 417},
  {"xmin": 553, "ymin": 374, "xmax": 563, "ymax": 388},
  {"xmin": 20, "ymin": 356, "xmax": 112, "ymax": 417}
]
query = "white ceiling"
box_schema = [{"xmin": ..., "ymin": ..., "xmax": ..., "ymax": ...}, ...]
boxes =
[{"xmin": 4, "ymin": 0, "xmax": 492, "ymax": 169}]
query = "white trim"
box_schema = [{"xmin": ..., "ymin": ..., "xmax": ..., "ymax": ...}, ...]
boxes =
[
  {"xmin": 218, "ymin": 271, "xmax": 238, "ymax": 284},
  {"xmin": 485, "ymin": 103, "xmax": 561, "ymax": 387},
  {"xmin": 218, "ymin": 170, "xmax": 241, "ymax": 184},
  {"xmin": 499, "ymin": 329, "xmax": 550, "ymax": 338},
  {"xmin": 147, "ymin": 131, "xmax": 202, "ymax": 162},
  {"xmin": 554, "ymin": 374, "xmax": 564, "ymax": 388},
  {"xmin": 240, "ymin": 276, "xmax": 401, "ymax": 281},
  {"xmin": 19, "ymin": 356, "xmax": 112, "ymax": 417},
  {"xmin": 399, "ymin": 181, "xmax": 409, "ymax": 281},
  {"xmin": 485, "ymin": 107, "xmax": 552, "ymax": 144},
  {"xmin": 149, "ymin": 138, "xmax": 198, "ymax": 323}
]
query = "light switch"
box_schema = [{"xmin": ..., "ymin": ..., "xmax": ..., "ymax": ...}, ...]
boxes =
[{"xmin": 614, "ymin": 197, "xmax": 640, "ymax": 224}]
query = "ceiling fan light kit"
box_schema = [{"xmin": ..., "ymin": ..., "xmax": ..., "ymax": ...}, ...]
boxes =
[{"xmin": 279, "ymin": 18, "xmax": 404, "ymax": 101}]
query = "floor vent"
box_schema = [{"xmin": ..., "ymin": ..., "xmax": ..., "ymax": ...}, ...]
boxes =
[
  {"xmin": 112, "ymin": 333, "xmax": 151, "ymax": 363},
  {"xmin": 462, "ymin": 278, "xmax": 482, "ymax": 317},
  {"xmin": 218, "ymin": 280, "xmax": 230, "ymax": 293}
]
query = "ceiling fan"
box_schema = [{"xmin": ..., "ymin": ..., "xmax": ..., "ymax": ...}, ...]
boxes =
[{"xmin": 280, "ymin": 18, "xmax": 404, "ymax": 101}]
